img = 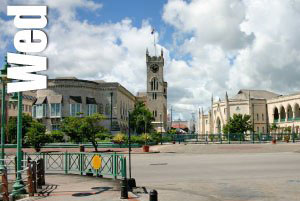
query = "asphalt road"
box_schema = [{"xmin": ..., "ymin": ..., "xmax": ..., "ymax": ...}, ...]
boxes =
[{"xmin": 131, "ymin": 151, "xmax": 300, "ymax": 201}]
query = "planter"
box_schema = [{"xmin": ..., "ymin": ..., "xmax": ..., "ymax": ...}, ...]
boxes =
[
  {"xmin": 142, "ymin": 145, "xmax": 150, "ymax": 152},
  {"xmin": 271, "ymin": 139, "xmax": 276, "ymax": 144}
]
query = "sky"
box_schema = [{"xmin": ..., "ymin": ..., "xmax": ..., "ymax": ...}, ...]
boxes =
[{"xmin": 1, "ymin": 0, "xmax": 300, "ymax": 121}]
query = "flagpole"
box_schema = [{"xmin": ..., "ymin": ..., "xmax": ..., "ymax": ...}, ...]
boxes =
[{"xmin": 152, "ymin": 28, "xmax": 157, "ymax": 56}]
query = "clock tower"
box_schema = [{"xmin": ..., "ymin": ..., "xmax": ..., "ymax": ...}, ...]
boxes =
[{"xmin": 146, "ymin": 49, "xmax": 168, "ymax": 131}]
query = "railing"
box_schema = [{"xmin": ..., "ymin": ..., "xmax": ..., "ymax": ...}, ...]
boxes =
[
  {"xmin": 162, "ymin": 133, "xmax": 300, "ymax": 144},
  {"xmin": 23, "ymin": 152, "xmax": 127, "ymax": 179}
]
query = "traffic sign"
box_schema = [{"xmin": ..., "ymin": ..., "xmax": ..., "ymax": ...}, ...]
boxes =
[{"xmin": 92, "ymin": 155, "xmax": 102, "ymax": 170}]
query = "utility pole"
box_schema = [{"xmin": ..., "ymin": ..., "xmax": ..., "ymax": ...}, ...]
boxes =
[
  {"xmin": 110, "ymin": 92, "xmax": 113, "ymax": 133},
  {"xmin": 170, "ymin": 106, "xmax": 173, "ymax": 129}
]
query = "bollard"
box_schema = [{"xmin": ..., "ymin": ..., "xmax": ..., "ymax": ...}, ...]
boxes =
[
  {"xmin": 120, "ymin": 178, "xmax": 128, "ymax": 199},
  {"xmin": 79, "ymin": 145, "xmax": 85, "ymax": 152},
  {"xmin": 128, "ymin": 178, "xmax": 136, "ymax": 189},
  {"xmin": 149, "ymin": 189, "xmax": 158, "ymax": 201},
  {"xmin": 37, "ymin": 159, "xmax": 43, "ymax": 188},
  {"xmin": 2, "ymin": 168, "xmax": 9, "ymax": 201},
  {"xmin": 27, "ymin": 162, "xmax": 34, "ymax": 196},
  {"xmin": 31, "ymin": 161, "xmax": 37, "ymax": 193}
]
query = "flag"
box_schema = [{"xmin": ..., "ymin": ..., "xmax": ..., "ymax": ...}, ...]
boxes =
[{"xmin": 151, "ymin": 28, "xmax": 155, "ymax": 34}]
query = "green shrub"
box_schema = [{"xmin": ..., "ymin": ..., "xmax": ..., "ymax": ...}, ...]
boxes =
[
  {"xmin": 112, "ymin": 133, "xmax": 126, "ymax": 144},
  {"xmin": 50, "ymin": 130, "xmax": 65, "ymax": 143},
  {"xmin": 130, "ymin": 135, "xmax": 143, "ymax": 144},
  {"xmin": 96, "ymin": 133, "xmax": 113, "ymax": 141}
]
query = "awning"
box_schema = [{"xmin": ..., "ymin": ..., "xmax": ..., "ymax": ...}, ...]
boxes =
[
  {"xmin": 69, "ymin": 96, "xmax": 82, "ymax": 104},
  {"xmin": 48, "ymin": 95, "xmax": 62, "ymax": 104},
  {"xmin": 86, "ymin": 97, "xmax": 97, "ymax": 104},
  {"xmin": 155, "ymin": 127, "xmax": 166, "ymax": 133},
  {"xmin": 35, "ymin": 96, "xmax": 47, "ymax": 104}
]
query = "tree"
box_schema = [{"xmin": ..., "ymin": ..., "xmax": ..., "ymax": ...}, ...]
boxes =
[
  {"xmin": 60, "ymin": 116, "xmax": 82, "ymax": 143},
  {"xmin": 129, "ymin": 101, "xmax": 154, "ymax": 134},
  {"xmin": 50, "ymin": 130, "xmax": 65, "ymax": 143},
  {"xmin": 223, "ymin": 114, "xmax": 253, "ymax": 140},
  {"xmin": 7, "ymin": 113, "xmax": 34, "ymax": 144},
  {"xmin": 25, "ymin": 121, "xmax": 50, "ymax": 152},
  {"xmin": 60, "ymin": 113, "xmax": 106, "ymax": 152},
  {"xmin": 78, "ymin": 113, "xmax": 105, "ymax": 152}
]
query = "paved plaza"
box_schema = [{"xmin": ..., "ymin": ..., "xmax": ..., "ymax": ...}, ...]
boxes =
[
  {"xmin": 15, "ymin": 143, "xmax": 300, "ymax": 201},
  {"xmin": 132, "ymin": 144, "xmax": 300, "ymax": 201}
]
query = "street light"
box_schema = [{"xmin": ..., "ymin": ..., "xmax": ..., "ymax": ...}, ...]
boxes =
[
  {"xmin": 127, "ymin": 109, "xmax": 136, "ymax": 189},
  {"xmin": 0, "ymin": 57, "xmax": 9, "ymax": 171},
  {"xmin": 12, "ymin": 92, "xmax": 25, "ymax": 195},
  {"xmin": 160, "ymin": 113, "xmax": 162, "ymax": 145}
]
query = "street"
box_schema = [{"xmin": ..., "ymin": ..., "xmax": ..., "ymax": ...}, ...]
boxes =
[{"xmin": 131, "ymin": 144, "xmax": 300, "ymax": 201}]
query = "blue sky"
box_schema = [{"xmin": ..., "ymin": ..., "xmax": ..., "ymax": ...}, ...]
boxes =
[{"xmin": 1, "ymin": 0, "xmax": 300, "ymax": 121}]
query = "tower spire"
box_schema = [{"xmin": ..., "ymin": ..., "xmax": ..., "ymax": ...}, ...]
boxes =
[{"xmin": 151, "ymin": 28, "xmax": 157, "ymax": 56}]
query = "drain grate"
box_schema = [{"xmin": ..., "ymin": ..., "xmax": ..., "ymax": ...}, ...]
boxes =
[{"xmin": 149, "ymin": 163, "xmax": 168, "ymax": 166}]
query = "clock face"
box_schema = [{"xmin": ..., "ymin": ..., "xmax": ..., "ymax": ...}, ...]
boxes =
[{"xmin": 150, "ymin": 64, "xmax": 159, "ymax": 73}]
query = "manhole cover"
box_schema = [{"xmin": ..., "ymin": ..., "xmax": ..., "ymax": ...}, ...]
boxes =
[{"xmin": 149, "ymin": 163, "xmax": 168, "ymax": 166}]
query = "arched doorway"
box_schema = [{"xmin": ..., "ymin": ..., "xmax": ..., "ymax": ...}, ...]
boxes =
[
  {"xmin": 287, "ymin": 104, "xmax": 293, "ymax": 121},
  {"xmin": 280, "ymin": 106, "xmax": 286, "ymax": 122},
  {"xmin": 273, "ymin": 107, "xmax": 279, "ymax": 122},
  {"xmin": 216, "ymin": 117, "xmax": 221, "ymax": 134},
  {"xmin": 294, "ymin": 103, "xmax": 300, "ymax": 120}
]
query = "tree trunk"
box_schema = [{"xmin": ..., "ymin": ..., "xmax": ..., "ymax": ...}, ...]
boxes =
[{"xmin": 92, "ymin": 141, "xmax": 98, "ymax": 152}]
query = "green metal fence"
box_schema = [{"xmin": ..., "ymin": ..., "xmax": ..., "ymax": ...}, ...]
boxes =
[
  {"xmin": 162, "ymin": 133, "xmax": 300, "ymax": 144},
  {"xmin": 22, "ymin": 152, "xmax": 127, "ymax": 179}
]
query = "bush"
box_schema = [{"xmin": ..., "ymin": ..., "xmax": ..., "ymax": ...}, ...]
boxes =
[
  {"xmin": 130, "ymin": 135, "xmax": 143, "ymax": 144},
  {"xmin": 112, "ymin": 133, "xmax": 126, "ymax": 144},
  {"xmin": 141, "ymin": 133, "xmax": 151, "ymax": 145},
  {"xmin": 150, "ymin": 132, "xmax": 161, "ymax": 144},
  {"xmin": 25, "ymin": 121, "xmax": 50, "ymax": 152},
  {"xmin": 50, "ymin": 130, "xmax": 65, "ymax": 143},
  {"xmin": 96, "ymin": 133, "xmax": 113, "ymax": 141}
]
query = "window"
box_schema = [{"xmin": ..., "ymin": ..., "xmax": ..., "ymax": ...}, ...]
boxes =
[
  {"xmin": 70, "ymin": 103, "xmax": 81, "ymax": 116},
  {"xmin": 236, "ymin": 106, "xmax": 240, "ymax": 111},
  {"xmin": 87, "ymin": 104, "xmax": 97, "ymax": 116},
  {"xmin": 262, "ymin": 114, "xmax": 264, "ymax": 121},
  {"xmin": 32, "ymin": 105, "xmax": 36, "ymax": 118},
  {"xmin": 206, "ymin": 120, "xmax": 208, "ymax": 125},
  {"xmin": 52, "ymin": 124, "xmax": 60, "ymax": 130},
  {"xmin": 105, "ymin": 103, "xmax": 110, "ymax": 115},
  {"xmin": 99, "ymin": 103, "xmax": 103, "ymax": 114},
  {"xmin": 151, "ymin": 78, "xmax": 159, "ymax": 91},
  {"xmin": 262, "ymin": 127, "xmax": 265, "ymax": 133},
  {"xmin": 35, "ymin": 104, "xmax": 47, "ymax": 118},
  {"xmin": 257, "ymin": 127, "xmax": 259, "ymax": 133},
  {"xmin": 22, "ymin": 104, "xmax": 24, "ymax": 112},
  {"xmin": 50, "ymin": 103, "xmax": 61, "ymax": 117},
  {"xmin": 257, "ymin": 113, "xmax": 259, "ymax": 121},
  {"xmin": 152, "ymin": 93, "xmax": 157, "ymax": 100}
]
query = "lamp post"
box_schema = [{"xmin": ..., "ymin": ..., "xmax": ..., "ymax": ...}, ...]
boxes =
[
  {"xmin": 110, "ymin": 92, "xmax": 113, "ymax": 133},
  {"xmin": 160, "ymin": 113, "xmax": 162, "ymax": 145},
  {"xmin": 127, "ymin": 110, "xmax": 136, "ymax": 189},
  {"xmin": 0, "ymin": 57, "xmax": 9, "ymax": 171},
  {"xmin": 12, "ymin": 92, "xmax": 25, "ymax": 195},
  {"xmin": 127, "ymin": 111, "xmax": 132, "ymax": 179}
]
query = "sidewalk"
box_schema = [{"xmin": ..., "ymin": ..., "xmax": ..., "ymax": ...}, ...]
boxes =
[{"xmin": 20, "ymin": 174, "xmax": 148, "ymax": 201}]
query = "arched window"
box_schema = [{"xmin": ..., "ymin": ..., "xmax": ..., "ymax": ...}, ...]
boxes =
[{"xmin": 151, "ymin": 77, "xmax": 159, "ymax": 91}]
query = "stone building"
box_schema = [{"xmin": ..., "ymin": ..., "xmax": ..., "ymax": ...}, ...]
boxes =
[
  {"xmin": 198, "ymin": 89, "xmax": 279, "ymax": 134},
  {"xmin": 137, "ymin": 49, "xmax": 168, "ymax": 132},
  {"xmin": 267, "ymin": 93, "xmax": 300, "ymax": 133},
  {"xmin": 33, "ymin": 77, "xmax": 135, "ymax": 133}
]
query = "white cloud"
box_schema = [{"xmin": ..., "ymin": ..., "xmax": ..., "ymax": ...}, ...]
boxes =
[{"xmin": 162, "ymin": 0, "xmax": 300, "ymax": 119}]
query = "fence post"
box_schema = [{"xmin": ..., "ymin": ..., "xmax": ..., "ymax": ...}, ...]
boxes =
[
  {"xmin": 113, "ymin": 152, "xmax": 117, "ymax": 179},
  {"xmin": 32, "ymin": 161, "xmax": 37, "ymax": 193},
  {"xmin": 2, "ymin": 168, "xmax": 9, "ymax": 201},
  {"xmin": 64, "ymin": 152, "xmax": 68, "ymax": 174},
  {"xmin": 27, "ymin": 161, "xmax": 34, "ymax": 196},
  {"xmin": 252, "ymin": 132, "xmax": 254, "ymax": 144}
]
